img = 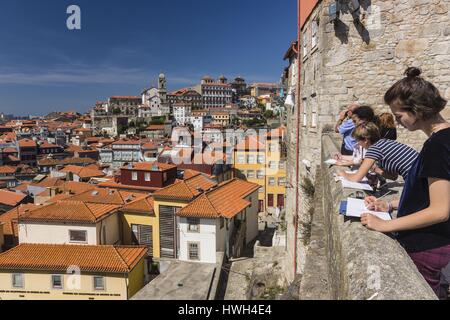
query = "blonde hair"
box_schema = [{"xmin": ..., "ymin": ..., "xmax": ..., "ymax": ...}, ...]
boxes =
[
  {"xmin": 352, "ymin": 122, "xmax": 381, "ymax": 144},
  {"xmin": 378, "ymin": 112, "xmax": 396, "ymax": 129}
]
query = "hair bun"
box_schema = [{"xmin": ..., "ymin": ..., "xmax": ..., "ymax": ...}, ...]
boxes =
[{"xmin": 405, "ymin": 67, "xmax": 422, "ymax": 78}]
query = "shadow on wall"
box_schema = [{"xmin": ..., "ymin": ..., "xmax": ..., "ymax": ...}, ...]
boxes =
[{"xmin": 332, "ymin": 0, "xmax": 371, "ymax": 45}]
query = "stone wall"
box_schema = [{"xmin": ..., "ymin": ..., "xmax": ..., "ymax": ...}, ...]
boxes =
[
  {"xmin": 298, "ymin": 133, "xmax": 437, "ymax": 299},
  {"xmin": 286, "ymin": 0, "xmax": 450, "ymax": 284},
  {"xmin": 299, "ymin": 0, "xmax": 450, "ymax": 175}
]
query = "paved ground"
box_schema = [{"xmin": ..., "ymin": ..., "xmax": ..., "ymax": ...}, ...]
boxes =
[{"xmin": 132, "ymin": 260, "xmax": 217, "ymax": 300}]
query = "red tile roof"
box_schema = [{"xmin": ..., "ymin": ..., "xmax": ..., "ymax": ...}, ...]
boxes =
[
  {"xmin": 122, "ymin": 195, "xmax": 154, "ymax": 214},
  {"xmin": 67, "ymin": 188, "xmax": 147, "ymax": 206},
  {"xmin": 0, "ymin": 189, "xmax": 27, "ymax": 206},
  {"xmin": 60, "ymin": 165, "xmax": 105, "ymax": 179},
  {"xmin": 122, "ymin": 162, "xmax": 176, "ymax": 172},
  {"xmin": 0, "ymin": 204, "xmax": 38, "ymax": 236},
  {"xmin": 0, "ymin": 244, "xmax": 147, "ymax": 273},
  {"xmin": 177, "ymin": 179, "xmax": 259, "ymax": 219},
  {"xmin": 18, "ymin": 139, "xmax": 37, "ymax": 148},
  {"xmin": 0, "ymin": 166, "xmax": 17, "ymax": 174},
  {"xmin": 20, "ymin": 200, "xmax": 121, "ymax": 223},
  {"xmin": 153, "ymin": 174, "xmax": 217, "ymax": 201}
]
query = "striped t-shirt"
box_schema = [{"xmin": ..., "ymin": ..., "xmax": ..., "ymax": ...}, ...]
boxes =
[{"xmin": 364, "ymin": 139, "xmax": 419, "ymax": 179}]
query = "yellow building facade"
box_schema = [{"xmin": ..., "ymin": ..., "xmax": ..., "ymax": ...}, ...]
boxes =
[
  {"xmin": 233, "ymin": 128, "xmax": 286, "ymax": 213},
  {"xmin": 0, "ymin": 244, "xmax": 147, "ymax": 300}
]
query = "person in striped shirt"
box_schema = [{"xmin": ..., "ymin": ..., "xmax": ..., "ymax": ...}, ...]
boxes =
[{"xmin": 337, "ymin": 122, "xmax": 418, "ymax": 182}]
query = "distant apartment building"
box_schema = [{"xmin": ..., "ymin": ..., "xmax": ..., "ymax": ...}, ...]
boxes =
[
  {"xmin": 249, "ymin": 82, "xmax": 283, "ymax": 97},
  {"xmin": 195, "ymin": 76, "xmax": 233, "ymax": 109},
  {"xmin": 231, "ymin": 76, "xmax": 250, "ymax": 103},
  {"xmin": 168, "ymin": 88, "xmax": 203, "ymax": 110},
  {"xmin": 173, "ymin": 102, "xmax": 192, "ymax": 126},
  {"xmin": 210, "ymin": 111, "xmax": 231, "ymax": 127},
  {"xmin": 233, "ymin": 127, "xmax": 286, "ymax": 213},
  {"xmin": 18, "ymin": 139, "xmax": 38, "ymax": 167},
  {"xmin": 108, "ymin": 96, "xmax": 141, "ymax": 116},
  {"xmin": 110, "ymin": 139, "xmax": 144, "ymax": 169}
]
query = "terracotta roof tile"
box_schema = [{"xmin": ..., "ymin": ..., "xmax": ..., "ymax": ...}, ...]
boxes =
[
  {"xmin": 60, "ymin": 165, "xmax": 105, "ymax": 179},
  {"xmin": 20, "ymin": 200, "xmax": 120, "ymax": 223},
  {"xmin": 38, "ymin": 157, "xmax": 96, "ymax": 166},
  {"xmin": 153, "ymin": 174, "xmax": 217, "ymax": 201},
  {"xmin": 0, "ymin": 189, "xmax": 27, "ymax": 206},
  {"xmin": 0, "ymin": 166, "xmax": 17, "ymax": 174},
  {"xmin": 67, "ymin": 188, "xmax": 147, "ymax": 206},
  {"xmin": 122, "ymin": 162, "xmax": 176, "ymax": 172},
  {"xmin": 122, "ymin": 196, "xmax": 154, "ymax": 214},
  {"xmin": 0, "ymin": 204, "xmax": 38, "ymax": 236},
  {"xmin": 0, "ymin": 244, "xmax": 147, "ymax": 273},
  {"xmin": 18, "ymin": 139, "xmax": 37, "ymax": 148},
  {"xmin": 177, "ymin": 178, "xmax": 259, "ymax": 219}
]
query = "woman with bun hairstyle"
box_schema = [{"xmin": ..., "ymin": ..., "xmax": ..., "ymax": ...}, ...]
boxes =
[{"xmin": 363, "ymin": 67, "xmax": 450, "ymax": 299}]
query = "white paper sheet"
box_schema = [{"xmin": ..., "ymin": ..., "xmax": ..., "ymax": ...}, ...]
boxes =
[
  {"xmin": 324, "ymin": 159, "xmax": 337, "ymax": 165},
  {"xmin": 346, "ymin": 198, "xmax": 392, "ymax": 220}
]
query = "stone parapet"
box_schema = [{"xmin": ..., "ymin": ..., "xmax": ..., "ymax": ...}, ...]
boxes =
[{"xmin": 300, "ymin": 133, "xmax": 437, "ymax": 300}]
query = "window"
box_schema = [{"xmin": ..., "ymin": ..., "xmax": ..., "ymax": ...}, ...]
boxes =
[
  {"xmin": 69, "ymin": 230, "xmax": 87, "ymax": 243},
  {"xmin": 247, "ymin": 155, "xmax": 255, "ymax": 164},
  {"xmin": 302, "ymin": 29, "xmax": 308, "ymax": 57},
  {"xmin": 269, "ymin": 161, "xmax": 278, "ymax": 170},
  {"xmin": 93, "ymin": 276, "xmax": 105, "ymax": 290},
  {"xmin": 145, "ymin": 172, "xmax": 151, "ymax": 182},
  {"xmin": 187, "ymin": 218, "xmax": 200, "ymax": 233},
  {"xmin": 269, "ymin": 177, "xmax": 276, "ymax": 186},
  {"xmin": 237, "ymin": 155, "xmax": 245, "ymax": 164},
  {"xmin": 247, "ymin": 170, "xmax": 255, "ymax": 179},
  {"xmin": 312, "ymin": 19, "xmax": 318, "ymax": 49},
  {"xmin": 302, "ymin": 98, "xmax": 308, "ymax": 127},
  {"xmin": 278, "ymin": 177, "xmax": 286, "ymax": 186},
  {"xmin": 132, "ymin": 171, "xmax": 138, "ymax": 181},
  {"xmin": 257, "ymin": 155, "xmax": 265, "ymax": 164},
  {"xmin": 52, "ymin": 275, "xmax": 63, "ymax": 289},
  {"xmin": 188, "ymin": 242, "xmax": 200, "ymax": 261},
  {"xmin": 279, "ymin": 161, "xmax": 286, "ymax": 170},
  {"xmin": 259, "ymin": 187, "xmax": 265, "ymax": 194},
  {"xmin": 12, "ymin": 273, "xmax": 23, "ymax": 288},
  {"xmin": 257, "ymin": 170, "xmax": 265, "ymax": 179}
]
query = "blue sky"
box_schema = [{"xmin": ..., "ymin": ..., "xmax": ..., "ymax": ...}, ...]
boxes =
[{"xmin": 0, "ymin": 0, "xmax": 297, "ymax": 116}]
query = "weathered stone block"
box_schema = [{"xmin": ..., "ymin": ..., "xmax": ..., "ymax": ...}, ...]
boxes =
[{"xmin": 395, "ymin": 39, "xmax": 428, "ymax": 58}]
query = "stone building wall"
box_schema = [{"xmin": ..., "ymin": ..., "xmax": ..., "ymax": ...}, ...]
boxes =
[
  {"xmin": 285, "ymin": 0, "xmax": 450, "ymax": 283},
  {"xmin": 299, "ymin": 0, "xmax": 450, "ymax": 175}
]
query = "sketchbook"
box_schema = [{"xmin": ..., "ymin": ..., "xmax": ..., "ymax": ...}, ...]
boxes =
[
  {"xmin": 334, "ymin": 174, "xmax": 373, "ymax": 191},
  {"xmin": 345, "ymin": 198, "xmax": 392, "ymax": 220}
]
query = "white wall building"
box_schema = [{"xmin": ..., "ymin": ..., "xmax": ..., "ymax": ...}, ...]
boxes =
[
  {"xmin": 176, "ymin": 179, "xmax": 259, "ymax": 264},
  {"xmin": 18, "ymin": 201, "xmax": 121, "ymax": 246}
]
